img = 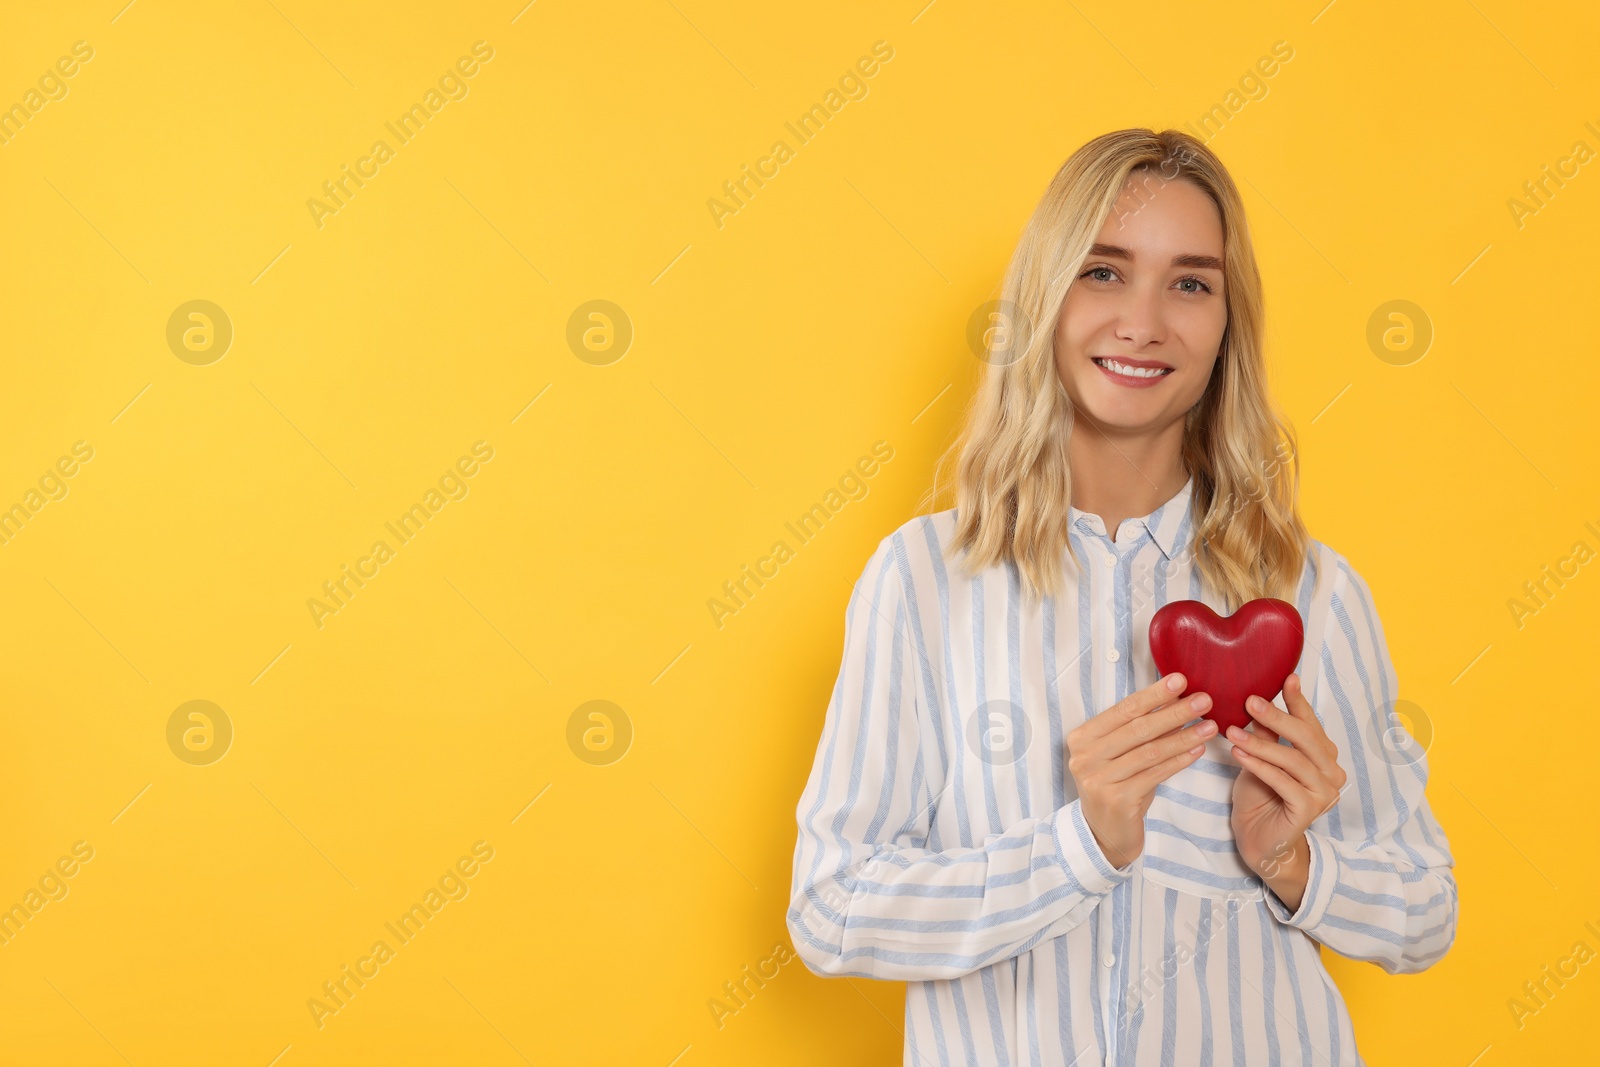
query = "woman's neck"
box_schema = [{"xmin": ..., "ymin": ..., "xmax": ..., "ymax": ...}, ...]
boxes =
[{"xmin": 1068, "ymin": 416, "xmax": 1188, "ymax": 542}]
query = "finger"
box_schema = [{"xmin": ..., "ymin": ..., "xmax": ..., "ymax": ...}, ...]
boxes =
[
  {"xmin": 1226, "ymin": 724, "xmax": 1321, "ymax": 796},
  {"xmin": 1246, "ymin": 690, "xmax": 1328, "ymax": 754},
  {"xmin": 1081, "ymin": 673, "xmax": 1187, "ymax": 740},
  {"xmin": 1231, "ymin": 745, "xmax": 1310, "ymax": 806},
  {"xmin": 1283, "ymin": 673, "xmax": 1318, "ymax": 723},
  {"xmin": 1126, "ymin": 737, "xmax": 1210, "ymax": 793},
  {"xmin": 1243, "ymin": 695, "xmax": 1293, "ymax": 746},
  {"xmin": 1245, "ymin": 698, "xmax": 1283, "ymax": 746},
  {"xmin": 1244, "ymin": 694, "xmax": 1342, "ymax": 778},
  {"xmin": 1281, "ymin": 673, "xmax": 1341, "ymax": 763},
  {"xmin": 1107, "ymin": 716, "xmax": 1217, "ymax": 782},
  {"xmin": 1106, "ymin": 691, "xmax": 1213, "ymax": 761}
]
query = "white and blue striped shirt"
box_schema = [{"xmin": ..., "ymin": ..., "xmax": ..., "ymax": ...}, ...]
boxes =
[{"xmin": 787, "ymin": 475, "xmax": 1458, "ymax": 1066}]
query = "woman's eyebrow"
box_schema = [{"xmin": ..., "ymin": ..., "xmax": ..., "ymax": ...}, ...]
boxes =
[{"xmin": 1087, "ymin": 243, "xmax": 1224, "ymax": 271}]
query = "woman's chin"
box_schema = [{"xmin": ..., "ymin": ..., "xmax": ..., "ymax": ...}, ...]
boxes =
[{"xmin": 1074, "ymin": 395, "xmax": 1173, "ymax": 433}]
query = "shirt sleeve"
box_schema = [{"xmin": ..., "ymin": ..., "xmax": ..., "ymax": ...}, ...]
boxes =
[
  {"xmin": 786, "ymin": 530, "xmax": 1134, "ymax": 982},
  {"xmin": 1262, "ymin": 557, "xmax": 1460, "ymax": 975}
]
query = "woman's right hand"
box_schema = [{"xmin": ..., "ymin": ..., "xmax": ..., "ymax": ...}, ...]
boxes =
[{"xmin": 1065, "ymin": 673, "xmax": 1216, "ymax": 871}]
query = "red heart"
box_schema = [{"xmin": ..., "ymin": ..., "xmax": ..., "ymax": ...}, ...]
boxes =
[{"xmin": 1148, "ymin": 598, "xmax": 1304, "ymax": 735}]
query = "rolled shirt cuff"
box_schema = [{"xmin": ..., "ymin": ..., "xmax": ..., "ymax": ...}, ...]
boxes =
[
  {"xmin": 1263, "ymin": 828, "xmax": 1339, "ymax": 930},
  {"xmin": 1052, "ymin": 798, "xmax": 1137, "ymax": 897}
]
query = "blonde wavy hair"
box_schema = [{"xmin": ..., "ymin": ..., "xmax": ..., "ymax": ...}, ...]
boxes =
[{"xmin": 922, "ymin": 127, "xmax": 1310, "ymax": 612}]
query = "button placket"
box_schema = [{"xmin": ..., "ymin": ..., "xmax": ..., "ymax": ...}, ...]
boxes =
[
  {"xmin": 1099, "ymin": 896, "xmax": 1116, "ymax": 1061},
  {"xmin": 1105, "ymin": 539, "xmax": 1140, "ymax": 1066},
  {"xmin": 1095, "ymin": 537, "xmax": 1119, "ymax": 1066},
  {"xmin": 1105, "ymin": 883, "xmax": 1129, "ymax": 1065},
  {"xmin": 1088, "ymin": 537, "xmax": 1113, "ymax": 713}
]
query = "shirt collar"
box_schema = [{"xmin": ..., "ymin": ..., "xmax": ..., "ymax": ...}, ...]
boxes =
[{"xmin": 1068, "ymin": 474, "xmax": 1195, "ymax": 561}]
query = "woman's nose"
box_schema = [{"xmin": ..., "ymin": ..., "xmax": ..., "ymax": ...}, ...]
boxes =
[{"xmin": 1114, "ymin": 295, "xmax": 1167, "ymax": 348}]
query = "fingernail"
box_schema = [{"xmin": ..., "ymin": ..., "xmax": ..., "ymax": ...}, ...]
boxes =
[
  {"xmin": 1227, "ymin": 726, "xmax": 1244, "ymax": 740},
  {"xmin": 1197, "ymin": 720, "xmax": 1217, "ymax": 736},
  {"xmin": 1166, "ymin": 674, "xmax": 1186, "ymax": 692},
  {"xmin": 1191, "ymin": 693, "xmax": 1211, "ymax": 711}
]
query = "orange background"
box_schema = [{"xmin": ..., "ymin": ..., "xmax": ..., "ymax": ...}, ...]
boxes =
[{"xmin": 0, "ymin": 1, "xmax": 1596, "ymax": 1063}]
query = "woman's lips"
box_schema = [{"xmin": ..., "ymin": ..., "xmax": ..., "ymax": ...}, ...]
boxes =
[{"xmin": 1092, "ymin": 357, "xmax": 1173, "ymax": 389}]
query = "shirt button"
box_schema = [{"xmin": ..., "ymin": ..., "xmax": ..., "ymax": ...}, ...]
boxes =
[
  {"xmin": 1106, "ymin": 648, "xmax": 1120, "ymax": 662},
  {"xmin": 1102, "ymin": 952, "xmax": 1115, "ymax": 968},
  {"xmin": 1103, "ymin": 554, "xmax": 1116, "ymax": 567}
]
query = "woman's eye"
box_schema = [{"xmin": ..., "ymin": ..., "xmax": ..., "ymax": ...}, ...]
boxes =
[{"xmin": 1080, "ymin": 267, "xmax": 1214, "ymax": 294}]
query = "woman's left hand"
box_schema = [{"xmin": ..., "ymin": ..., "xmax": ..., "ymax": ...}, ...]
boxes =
[{"xmin": 1227, "ymin": 673, "xmax": 1347, "ymax": 882}]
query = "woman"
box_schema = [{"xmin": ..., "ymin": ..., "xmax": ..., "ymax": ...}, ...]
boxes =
[{"xmin": 785, "ymin": 128, "xmax": 1458, "ymax": 1066}]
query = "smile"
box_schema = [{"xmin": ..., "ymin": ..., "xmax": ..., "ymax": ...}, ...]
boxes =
[{"xmin": 1092, "ymin": 357, "xmax": 1174, "ymax": 388}]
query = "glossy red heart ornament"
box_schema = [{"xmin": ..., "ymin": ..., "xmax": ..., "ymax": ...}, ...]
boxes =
[{"xmin": 1148, "ymin": 599, "xmax": 1304, "ymax": 734}]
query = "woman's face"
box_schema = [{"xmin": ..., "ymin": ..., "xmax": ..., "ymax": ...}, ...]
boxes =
[{"xmin": 1052, "ymin": 172, "xmax": 1228, "ymax": 434}]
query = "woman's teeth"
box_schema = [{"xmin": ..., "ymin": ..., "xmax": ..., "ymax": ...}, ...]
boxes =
[{"xmin": 1094, "ymin": 358, "xmax": 1171, "ymax": 378}]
